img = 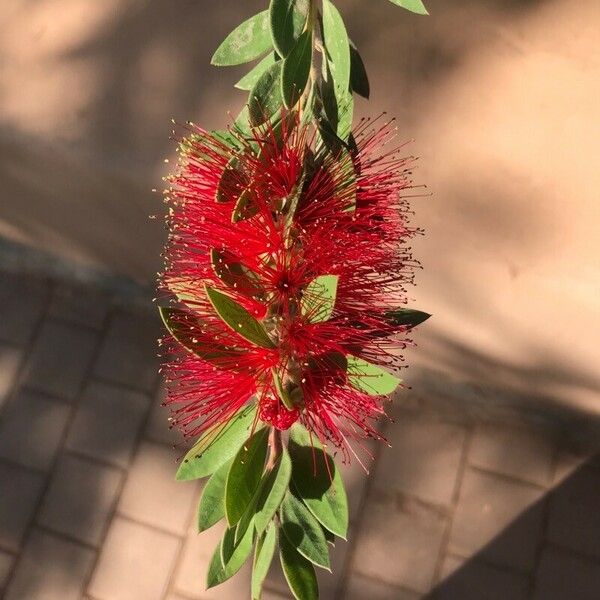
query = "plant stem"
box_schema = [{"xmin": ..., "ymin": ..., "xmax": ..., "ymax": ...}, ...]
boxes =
[{"xmin": 266, "ymin": 427, "xmax": 283, "ymax": 470}]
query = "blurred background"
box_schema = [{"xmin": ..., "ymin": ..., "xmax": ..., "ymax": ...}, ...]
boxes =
[{"xmin": 0, "ymin": 0, "xmax": 598, "ymax": 599}]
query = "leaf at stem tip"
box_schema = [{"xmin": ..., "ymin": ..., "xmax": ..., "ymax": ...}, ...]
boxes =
[
  {"xmin": 301, "ymin": 274, "xmax": 339, "ymax": 323},
  {"xmin": 288, "ymin": 424, "xmax": 349, "ymax": 539},
  {"xmin": 205, "ymin": 285, "xmax": 275, "ymax": 349},
  {"xmin": 197, "ymin": 459, "xmax": 231, "ymax": 532},
  {"xmin": 176, "ymin": 404, "xmax": 257, "ymax": 481},
  {"xmin": 280, "ymin": 492, "xmax": 331, "ymax": 570},
  {"xmin": 225, "ymin": 427, "xmax": 269, "ymax": 526},
  {"xmin": 279, "ymin": 533, "xmax": 319, "ymax": 600},
  {"xmin": 281, "ymin": 29, "xmax": 313, "ymax": 109},
  {"xmin": 252, "ymin": 523, "xmax": 277, "ymax": 599},
  {"xmin": 211, "ymin": 10, "xmax": 273, "ymax": 66},
  {"xmin": 254, "ymin": 448, "xmax": 292, "ymax": 534},
  {"xmin": 346, "ymin": 356, "xmax": 401, "ymax": 396},
  {"xmin": 388, "ymin": 0, "xmax": 429, "ymax": 15},
  {"xmin": 249, "ymin": 61, "xmax": 284, "ymax": 126},
  {"xmin": 269, "ymin": 0, "xmax": 310, "ymax": 58}
]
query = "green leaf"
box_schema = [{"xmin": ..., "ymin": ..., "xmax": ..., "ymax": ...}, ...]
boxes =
[
  {"xmin": 176, "ymin": 404, "xmax": 257, "ymax": 481},
  {"xmin": 197, "ymin": 459, "xmax": 231, "ymax": 532},
  {"xmin": 248, "ymin": 61, "xmax": 284, "ymax": 126},
  {"xmin": 385, "ymin": 308, "xmax": 432, "ymax": 328},
  {"xmin": 254, "ymin": 447, "xmax": 292, "ymax": 534},
  {"xmin": 288, "ymin": 424, "xmax": 349, "ymax": 539},
  {"xmin": 207, "ymin": 521, "xmax": 255, "ymax": 588},
  {"xmin": 346, "ymin": 356, "xmax": 401, "ymax": 395},
  {"xmin": 235, "ymin": 53, "xmax": 278, "ymax": 91},
  {"xmin": 159, "ymin": 307, "xmax": 246, "ymax": 369},
  {"xmin": 301, "ymin": 274, "xmax": 339, "ymax": 323},
  {"xmin": 280, "ymin": 492, "xmax": 331, "ymax": 570},
  {"xmin": 252, "ymin": 523, "xmax": 277, "ymax": 599},
  {"xmin": 210, "ymin": 249, "xmax": 261, "ymax": 296},
  {"xmin": 350, "ymin": 44, "xmax": 370, "ymax": 99},
  {"xmin": 234, "ymin": 105, "xmax": 252, "ymax": 136},
  {"xmin": 225, "ymin": 427, "xmax": 269, "ymax": 526},
  {"xmin": 205, "ymin": 285, "xmax": 275, "ymax": 349},
  {"xmin": 281, "ymin": 29, "xmax": 312, "ymax": 109},
  {"xmin": 211, "ymin": 10, "xmax": 273, "ymax": 66},
  {"xmin": 216, "ymin": 157, "xmax": 245, "ymax": 203},
  {"xmin": 388, "ymin": 0, "xmax": 429, "ymax": 15},
  {"xmin": 279, "ymin": 534, "xmax": 318, "ymax": 600},
  {"xmin": 269, "ymin": 0, "xmax": 310, "ymax": 58},
  {"xmin": 322, "ymin": 0, "xmax": 351, "ymax": 99},
  {"xmin": 272, "ymin": 370, "xmax": 296, "ymax": 411},
  {"xmin": 231, "ymin": 188, "xmax": 259, "ymax": 223}
]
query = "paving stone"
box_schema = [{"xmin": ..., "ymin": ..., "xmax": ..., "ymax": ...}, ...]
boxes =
[
  {"xmin": 66, "ymin": 381, "xmax": 150, "ymax": 468},
  {"xmin": 345, "ymin": 574, "xmax": 420, "ymax": 600},
  {"xmin": 339, "ymin": 438, "xmax": 376, "ymax": 522},
  {"xmin": 0, "ymin": 390, "xmax": 70, "ymax": 470},
  {"xmin": 48, "ymin": 284, "xmax": 110, "ymax": 329},
  {"xmin": 469, "ymin": 423, "xmax": 555, "ymax": 486},
  {"xmin": 374, "ymin": 414, "xmax": 466, "ymax": 506},
  {"xmin": 448, "ymin": 468, "xmax": 545, "ymax": 571},
  {"xmin": 0, "ymin": 344, "xmax": 22, "ymax": 409},
  {"xmin": 353, "ymin": 492, "xmax": 446, "ymax": 593},
  {"xmin": 174, "ymin": 521, "xmax": 251, "ymax": 599},
  {"xmin": 23, "ymin": 320, "xmax": 99, "ymax": 400},
  {"xmin": 432, "ymin": 554, "xmax": 529, "ymax": 600},
  {"xmin": 38, "ymin": 454, "xmax": 123, "ymax": 546},
  {"xmin": 546, "ymin": 465, "xmax": 600, "ymax": 560},
  {"xmin": 553, "ymin": 450, "xmax": 593, "ymax": 485},
  {"xmin": 144, "ymin": 385, "xmax": 183, "ymax": 447},
  {"xmin": 118, "ymin": 441, "xmax": 197, "ymax": 535},
  {"xmin": 93, "ymin": 311, "xmax": 161, "ymax": 392},
  {"xmin": 0, "ymin": 274, "xmax": 48, "ymax": 345},
  {"xmin": 533, "ymin": 546, "xmax": 600, "ymax": 600},
  {"xmin": 0, "ymin": 461, "xmax": 45, "ymax": 551},
  {"xmin": 4, "ymin": 529, "xmax": 95, "ymax": 600},
  {"xmin": 0, "ymin": 549, "xmax": 15, "ymax": 590},
  {"xmin": 88, "ymin": 517, "xmax": 179, "ymax": 600}
]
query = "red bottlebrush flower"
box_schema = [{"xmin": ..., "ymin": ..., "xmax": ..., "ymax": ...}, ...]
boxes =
[{"xmin": 159, "ymin": 113, "xmax": 422, "ymax": 459}]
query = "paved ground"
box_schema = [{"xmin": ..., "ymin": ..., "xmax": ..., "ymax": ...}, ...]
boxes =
[{"xmin": 0, "ymin": 271, "xmax": 598, "ymax": 600}]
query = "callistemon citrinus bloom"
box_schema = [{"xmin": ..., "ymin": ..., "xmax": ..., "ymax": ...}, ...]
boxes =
[{"xmin": 159, "ymin": 114, "xmax": 421, "ymax": 459}]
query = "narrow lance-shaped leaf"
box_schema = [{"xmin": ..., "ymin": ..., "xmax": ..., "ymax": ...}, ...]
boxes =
[
  {"xmin": 231, "ymin": 188, "xmax": 259, "ymax": 223},
  {"xmin": 301, "ymin": 274, "xmax": 339, "ymax": 323},
  {"xmin": 235, "ymin": 53, "xmax": 278, "ymax": 91},
  {"xmin": 349, "ymin": 44, "xmax": 370, "ymax": 99},
  {"xmin": 280, "ymin": 492, "xmax": 331, "ymax": 570},
  {"xmin": 225, "ymin": 427, "xmax": 269, "ymax": 525},
  {"xmin": 159, "ymin": 307, "xmax": 246, "ymax": 369},
  {"xmin": 270, "ymin": 0, "xmax": 310, "ymax": 58},
  {"xmin": 388, "ymin": 0, "xmax": 429, "ymax": 16},
  {"xmin": 216, "ymin": 157, "xmax": 245, "ymax": 203},
  {"xmin": 279, "ymin": 534, "xmax": 319, "ymax": 600},
  {"xmin": 254, "ymin": 447, "xmax": 292, "ymax": 534},
  {"xmin": 248, "ymin": 61, "xmax": 284, "ymax": 126},
  {"xmin": 385, "ymin": 308, "xmax": 431, "ymax": 328},
  {"xmin": 288, "ymin": 424, "xmax": 349, "ymax": 539},
  {"xmin": 281, "ymin": 29, "xmax": 313, "ymax": 109},
  {"xmin": 176, "ymin": 403, "xmax": 257, "ymax": 481},
  {"xmin": 197, "ymin": 459, "xmax": 231, "ymax": 532},
  {"xmin": 210, "ymin": 248, "xmax": 261, "ymax": 296},
  {"xmin": 252, "ymin": 523, "xmax": 277, "ymax": 600},
  {"xmin": 212, "ymin": 10, "xmax": 273, "ymax": 66},
  {"xmin": 322, "ymin": 0, "xmax": 351, "ymax": 98},
  {"xmin": 346, "ymin": 355, "xmax": 401, "ymax": 395},
  {"xmin": 205, "ymin": 285, "xmax": 275, "ymax": 349},
  {"xmin": 207, "ymin": 521, "xmax": 254, "ymax": 588}
]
